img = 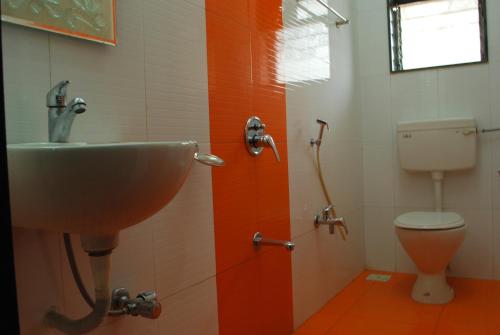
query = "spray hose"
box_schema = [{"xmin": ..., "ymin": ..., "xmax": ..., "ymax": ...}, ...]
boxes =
[{"xmin": 314, "ymin": 122, "xmax": 348, "ymax": 240}]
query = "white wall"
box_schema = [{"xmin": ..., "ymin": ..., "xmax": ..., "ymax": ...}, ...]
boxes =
[
  {"xmin": 356, "ymin": 0, "xmax": 500, "ymax": 279},
  {"xmin": 3, "ymin": 1, "xmax": 219, "ymax": 334},
  {"xmin": 283, "ymin": 0, "xmax": 365, "ymax": 328}
]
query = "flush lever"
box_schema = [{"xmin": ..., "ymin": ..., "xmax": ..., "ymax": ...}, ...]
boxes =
[{"xmin": 245, "ymin": 116, "xmax": 281, "ymax": 162}]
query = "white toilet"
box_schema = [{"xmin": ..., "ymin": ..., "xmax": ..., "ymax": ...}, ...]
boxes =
[{"xmin": 394, "ymin": 118, "xmax": 477, "ymax": 304}]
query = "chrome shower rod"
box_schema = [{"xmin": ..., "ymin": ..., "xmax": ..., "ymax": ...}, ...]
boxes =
[{"xmin": 298, "ymin": 0, "xmax": 350, "ymax": 28}]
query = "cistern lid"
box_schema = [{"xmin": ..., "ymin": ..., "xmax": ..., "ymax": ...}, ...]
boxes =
[{"xmin": 394, "ymin": 211, "xmax": 465, "ymax": 230}]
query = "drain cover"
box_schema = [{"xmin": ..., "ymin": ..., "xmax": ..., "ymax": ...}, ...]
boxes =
[{"xmin": 366, "ymin": 273, "xmax": 392, "ymax": 282}]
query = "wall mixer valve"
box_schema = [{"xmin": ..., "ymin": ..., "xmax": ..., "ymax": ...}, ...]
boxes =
[{"xmin": 314, "ymin": 206, "xmax": 348, "ymax": 237}]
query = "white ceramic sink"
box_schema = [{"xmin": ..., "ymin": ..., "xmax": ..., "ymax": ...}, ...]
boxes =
[{"xmin": 7, "ymin": 141, "xmax": 197, "ymax": 235}]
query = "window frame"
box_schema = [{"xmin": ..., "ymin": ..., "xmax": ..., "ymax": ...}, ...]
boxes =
[{"xmin": 387, "ymin": 0, "xmax": 489, "ymax": 73}]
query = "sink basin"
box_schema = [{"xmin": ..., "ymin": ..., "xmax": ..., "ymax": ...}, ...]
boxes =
[{"xmin": 7, "ymin": 141, "xmax": 197, "ymax": 235}]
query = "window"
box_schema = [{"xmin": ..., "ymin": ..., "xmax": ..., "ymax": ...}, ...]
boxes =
[{"xmin": 388, "ymin": 0, "xmax": 488, "ymax": 72}]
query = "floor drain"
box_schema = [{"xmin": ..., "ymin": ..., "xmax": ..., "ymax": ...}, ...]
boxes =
[{"xmin": 366, "ymin": 273, "xmax": 392, "ymax": 282}]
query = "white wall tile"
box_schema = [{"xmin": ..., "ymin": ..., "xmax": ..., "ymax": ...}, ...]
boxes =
[
  {"xmin": 490, "ymin": 63, "xmax": 500, "ymax": 129},
  {"xmin": 2, "ymin": 24, "xmax": 50, "ymax": 144},
  {"xmin": 363, "ymin": 143, "xmax": 394, "ymax": 206},
  {"xmin": 491, "ymin": 132, "xmax": 500, "ymax": 209},
  {"xmin": 364, "ymin": 207, "xmax": 396, "ymax": 271},
  {"xmin": 144, "ymin": 0, "xmax": 210, "ymax": 143},
  {"xmin": 437, "ymin": 65, "xmax": 491, "ymax": 129},
  {"xmin": 356, "ymin": 9, "xmax": 389, "ymax": 77},
  {"xmin": 443, "ymin": 137, "xmax": 492, "ymax": 210},
  {"xmin": 152, "ymin": 146, "xmax": 216, "ymax": 299},
  {"xmin": 322, "ymin": 141, "xmax": 364, "ymax": 209},
  {"xmin": 88, "ymin": 318, "xmax": 158, "ymax": 335},
  {"xmin": 493, "ymin": 209, "xmax": 500, "ymax": 279},
  {"xmin": 390, "ymin": 70, "xmax": 439, "ymax": 124},
  {"xmin": 292, "ymin": 209, "xmax": 363, "ymax": 329},
  {"xmin": 361, "ymin": 75, "xmax": 392, "ymax": 144},
  {"xmin": 288, "ymin": 136, "xmax": 324, "ymax": 238},
  {"xmin": 448, "ymin": 209, "xmax": 493, "ymax": 279},
  {"xmin": 158, "ymin": 278, "xmax": 219, "ymax": 335},
  {"xmin": 486, "ymin": 0, "xmax": 500, "ymax": 63},
  {"xmin": 354, "ymin": 0, "xmax": 386, "ymax": 12},
  {"xmin": 12, "ymin": 229, "xmax": 63, "ymax": 335}
]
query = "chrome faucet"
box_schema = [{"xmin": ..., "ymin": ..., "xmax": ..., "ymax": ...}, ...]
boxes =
[
  {"xmin": 314, "ymin": 205, "xmax": 348, "ymax": 236},
  {"xmin": 47, "ymin": 80, "xmax": 87, "ymax": 143}
]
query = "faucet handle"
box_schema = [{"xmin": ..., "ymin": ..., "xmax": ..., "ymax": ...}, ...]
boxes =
[
  {"xmin": 47, "ymin": 80, "xmax": 70, "ymax": 107},
  {"xmin": 334, "ymin": 217, "xmax": 348, "ymax": 240},
  {"xmin": 261, "ymin": 134, "xmax": 280, "ymax": 162}
]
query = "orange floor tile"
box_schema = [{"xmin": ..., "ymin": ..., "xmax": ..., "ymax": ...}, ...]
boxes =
[{"xmin": 294, "ymin": 271, "xmax": 500, "ymax": 335}]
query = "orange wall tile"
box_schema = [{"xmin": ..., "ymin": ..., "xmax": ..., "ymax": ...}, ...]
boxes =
[{"xmin": 206, "ymin": 0, "xmax": 293, "ymax": 333}]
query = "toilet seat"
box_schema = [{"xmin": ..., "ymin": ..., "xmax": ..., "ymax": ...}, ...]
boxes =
[{"xmin": 394, "ymin": 211, "xmax": 465, "ymax": 230}]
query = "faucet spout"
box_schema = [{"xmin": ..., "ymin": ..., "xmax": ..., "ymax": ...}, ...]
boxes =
[
  {"xmin": 47, "ymin": 81, "xmax": 86, "ymax": 143},
  {"xmin": 49, "ymin": 98, "xmax": 87, "ymax": 143}
]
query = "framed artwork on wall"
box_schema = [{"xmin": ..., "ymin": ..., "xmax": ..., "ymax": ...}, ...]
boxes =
[{"xmin": 1, "ymin": 0, "xmax": 117, "ymax": 46}]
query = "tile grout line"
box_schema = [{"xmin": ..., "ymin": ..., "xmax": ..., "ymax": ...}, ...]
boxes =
[
  {"xmin": 322, "ymin": 273, "xmax": 377, "ymax": 334},
  {"xmin": 157, "ymin": 274, "xmax": 216, "ymax": 303},
  {"xmin": 431, "ymin": 303, "xmax": 447, "ymax": 335}
]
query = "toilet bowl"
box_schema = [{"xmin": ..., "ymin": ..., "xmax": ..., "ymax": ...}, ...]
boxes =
[{"xmin": 395, "ymin": 211, "xmax": 466, "ymax": 304}]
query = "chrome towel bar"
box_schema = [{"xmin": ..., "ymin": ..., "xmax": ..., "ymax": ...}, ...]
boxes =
[{"xmin": 297, "ymin": 0, "xmax": 350, "ymax": 28}]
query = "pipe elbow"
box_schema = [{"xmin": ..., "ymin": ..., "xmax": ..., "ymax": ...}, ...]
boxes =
[
  {"xmin": 44, "ymin": 254, "xmax": 111, "ymax": 334},
  {"xmin": 45, "ymin": 297, "xmax": 110, "ymax": 335}
]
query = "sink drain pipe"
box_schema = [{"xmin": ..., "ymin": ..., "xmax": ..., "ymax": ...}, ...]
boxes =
[
  {"xmin": 44, "ymin": 234, "xmax": 118, "ymax": 335},
  {"xmin": 63, "ymin": 233, "xmax": 95, "ymax": 309}
]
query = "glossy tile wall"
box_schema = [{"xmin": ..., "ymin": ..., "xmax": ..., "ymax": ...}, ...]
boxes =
[
  {"xmin": 3, "ymin": 1, "xmax": 218, "ymax": 334},
  {"xmin": 282, "ymin": 0, "xmax": 365, "ymax": 328},
  {"xmin": 356, "ymin": 0, "xmax": 500, "ymax": 279},
  {"xmin": 206, "ymin": 0, "xmax": 294, "ymax": 333}
]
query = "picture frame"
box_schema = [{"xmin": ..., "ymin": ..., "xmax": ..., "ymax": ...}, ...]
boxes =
[{"xmin": 1, "ymin": 0, "xmax": 117, "ymax": 46}]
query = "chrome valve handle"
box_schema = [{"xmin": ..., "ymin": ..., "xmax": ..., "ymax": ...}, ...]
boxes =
[
  {"xmin": 253, "ymin": 134, "xmax": 280, "ymax": 162},
  {"xmin": 109, "ymin": 288, "xmax": 162, "ymax": 319},
  {"xmin": 245, "ymin": 116, "xmax": 281, "ymax": 162}
]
